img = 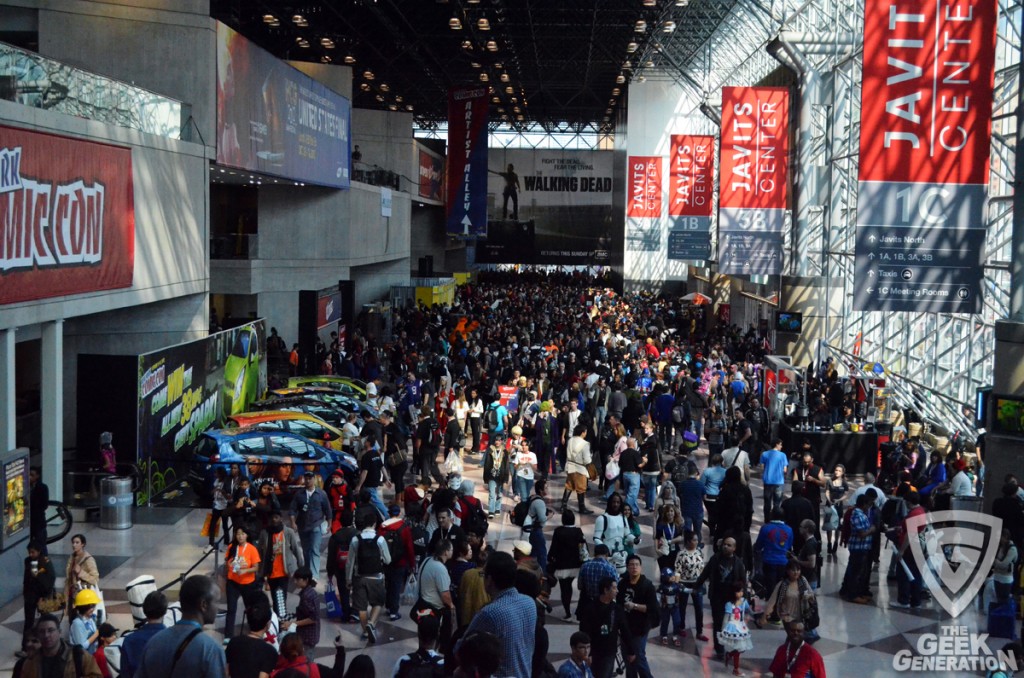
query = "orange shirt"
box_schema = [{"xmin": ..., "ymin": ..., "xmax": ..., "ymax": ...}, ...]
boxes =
[
  {"xmin": 228, "ymin": 542, "xmax": 261, "ymax": 586},
  {"xmin": 270, "ymin": 532, "xmax": 286, "ymax": 579}
]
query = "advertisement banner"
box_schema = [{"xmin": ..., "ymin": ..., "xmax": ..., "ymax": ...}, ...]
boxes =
[
  {"xmin": 0, "ymin": 125, "xmax": 135, "ymax": 305},
  {"xmin": 0, "ymin": 448, "xmax": 29, "ymax": 552},
  {"xmin": 137, "ymin": 321, "xmax": 267, "ymax": 465},
  {"xmin": 853, "ymin": 0, "xmax": 995, "ymax": 312},
  {"xmin": 477, "ymin": 149, "xmax": 614, "ymax": 264},
  {"xmin": 718, "ymin": 87, "xmax": 789, "ymax": 275},
  {"xmin": 668, "ymin": 135, "xmax": 715, "ymax": 261},
  {"xmin": 446, "ymin": 87, "xmax": 489, "ymax": 236},
  {"xmin": 317, "ymin": 290, "xmax": 342, "ymax": 330},
  {"xmin": 418, "ymin": 148, "xmax": 444, "ymax": 201},
  {"xmin": 216, "ymin": 23, "xmax": 351, "ymax": 188},
  {"xmin": 627, "ymin": 156, "xmax": 662, "ymax": 218}
]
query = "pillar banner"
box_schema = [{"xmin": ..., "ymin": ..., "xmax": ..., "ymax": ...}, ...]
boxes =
[
  {"xmin": 668, "ymin": 135, "xmax": 714, "ymax": 261},
  {"xmin": 626, "ymin": 155, "xmax": 662, "ymax": 218},
  {"xmin": 853, "ymin": 0, "xmax": 996, "ymax": 312},
  {"xmin": 717, "ymin": 87, "xmax": 789, "ymax": 275},
  {"xmin": 446, "ymin": 86, "xmax": 489, "ymax": 237}
]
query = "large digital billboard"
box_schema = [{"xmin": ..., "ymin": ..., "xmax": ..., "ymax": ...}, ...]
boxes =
[
  {"xmin": 0, "ymin": 125, "xmax": 135, "ymax": 305},
  {"xmin": 216, "ymin": 23, "xmax": 351, "ymax": 188}
]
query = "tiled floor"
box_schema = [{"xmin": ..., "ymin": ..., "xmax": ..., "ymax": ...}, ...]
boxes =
[{"xmin": 0, "ymin": 447, "xmax": 1011, "ymax": 677}]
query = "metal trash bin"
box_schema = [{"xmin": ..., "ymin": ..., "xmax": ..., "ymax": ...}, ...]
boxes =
[{"xmin": 100, "ymin": 477, "xmax": 134, "ymax": 529}]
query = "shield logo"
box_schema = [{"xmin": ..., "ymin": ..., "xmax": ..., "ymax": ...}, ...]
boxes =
[{"xmin": 905, "ymin": 509, "xmax": 1003, "ymax": 618}]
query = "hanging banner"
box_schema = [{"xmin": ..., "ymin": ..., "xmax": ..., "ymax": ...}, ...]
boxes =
[
  {"xmin": 0, "ymin": 125, "xmax": 135, "ymax": 305},
  {"xmin": 215, "ymin": 23, "xmax": 351, "ymax": 189},
  {"xmin": 626, "ymin": 155, "xmax": 662, "ymax": 218},
  {"xmin": 668, "ymin": 135, "xmax": 714, "ymax": 260},
  {"xmin": 853, "ymin": 0, "xmax": 995, "ymax": 312},
  {"xmin": 718, "ymin": 87, "xmax": 789, "ymax": 275},
  {"xmin": 446, "ymin": 86, "xmax": 489, "ymax": 237},
  {"xmin": 418, "ymin": 148, "xmax": 444, "ymax": 201}
]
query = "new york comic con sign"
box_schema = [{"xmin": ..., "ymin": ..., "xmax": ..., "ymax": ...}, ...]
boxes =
[{"xmin": 0, "ymin": 125, "xmax": 135, "ymax": 305}]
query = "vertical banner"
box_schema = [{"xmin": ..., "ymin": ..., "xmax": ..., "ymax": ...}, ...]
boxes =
[
  {"xmin": 418, "ymin": 148, "xmax": 444, "ymax": 201},
  {"xmin": 625, "ymin": 155, "xmax": 662, "ymax": 252},
  {"xmin": 668, "ymin": 135, "xmax": 715, "ymax": 260},
  {"xmin": 446, "ymin": 87, "xmax": 489, "ymax": 237},
  {"xmin": 0, "ymin": 448, "xmax": 30, "ymax": 552},
  {"xmin": 718, "ymin": 87, "xmax": 789, "ymax": 275},
  {"xmin": 853, "ymin": 0, "xmax": 995, "ymax": 312}
]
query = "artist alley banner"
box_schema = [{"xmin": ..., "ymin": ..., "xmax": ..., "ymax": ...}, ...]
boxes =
[
  {"xmin": 853, "ymin": 0, "xmax": 996, "ymax": 312},
  {"xmin": 718, "ymin": 87, "xmax": 789, "ymax": 275},
  {"xmin": 446, "ymin": 87, "xmax": 489, "ymax": 237},
  {"xmin": 0, "ymin": 125, "xmax": 135, "ymax": 305},
  {"xmin": 668, "ymin": 135, "xmax": 715, "ymax": 261},
  {"xmin": 626, "ymin": 155, "xmax": 663, "ymax": 252}
]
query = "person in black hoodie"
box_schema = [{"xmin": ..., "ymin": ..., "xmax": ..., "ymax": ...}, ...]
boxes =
[
  {"xmin": 549, "ymin": 509, "xmax": 587, "ymax": 621},
  {"xmin": 581, "ymin": 576, "xmax": 635, "ymax": 678},
  {"xmin": 715, "ymin": 466, "xmax": 754, "ymax": 571},
  {"xmin": 22, "ymin": 541, "xmax": 55, "ymax": 640},
  {"xmin": 695, "ymin": 535, "xmax": 748, "ymax": 659},
  {"xmin": 617, "ymin": 554, "xmax": 659, "ymax": 678}
]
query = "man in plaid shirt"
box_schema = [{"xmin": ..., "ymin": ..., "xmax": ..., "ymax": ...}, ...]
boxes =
[
  {"xmin": 577, "ymin": 544, "xmax": 618, "ymax": 619},
  {"xmin": 840, "ymin": 493, "xmax": 877, "ymax": 603}
]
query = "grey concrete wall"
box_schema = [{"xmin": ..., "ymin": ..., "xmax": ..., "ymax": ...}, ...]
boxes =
[
  {"xmin": 35, "ymin": 0, "xmax": 216, "ymax": 145},
  {"xmin": 411, "ymin": 205, "xmax": 449, "ymax": 273},
  {"xmin": 352, "ymin": 109, "xmax": 417, "ymax": 191},
  {"xmin": 776, "ymin": 275, "xmax": 845, "ymax": 366},
  {"xmin": 351, "ymin": 258, "xmax": 411, "ymax": 309}
]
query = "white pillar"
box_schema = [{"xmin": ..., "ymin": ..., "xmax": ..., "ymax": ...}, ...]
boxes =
[
  {"xmin": 0, "ymin": 329, "xmax": 15, "ymax": 452},
  {"xmin": 41, "ymin": 320, "xmax": 63, "ymax": 500}
]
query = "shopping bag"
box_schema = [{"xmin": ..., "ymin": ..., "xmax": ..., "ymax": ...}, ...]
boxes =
[
  {"xmin": 605, "ymin": 458, "xmax": 620, "ymax": 480},
  {"xmin": 444, "ymin": 450, "xmax": 464, "ymax": 476},
  {"xmin": 324, "ymin": 583, "xmax": 343, "ymax": 621},
  {"xmin": 400, "ymin": 572, "xmax": 418, "ymax": 607},
  {"xmin": 200, "ymin": 513, "xmax": 219, "ymax": 539}
]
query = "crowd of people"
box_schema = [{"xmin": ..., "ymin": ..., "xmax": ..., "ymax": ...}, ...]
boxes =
[{"xmin": 16, "ymin": 269, "xmax": 1024, "ymax": 678}]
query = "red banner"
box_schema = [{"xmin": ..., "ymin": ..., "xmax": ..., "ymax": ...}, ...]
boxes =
[
  {"xmin": 627, "ymin": 156, "xmax": 662, "ymax": 218},
  {"xmin": 418, "ymin": 149, "xmax": 443, "ymax": 202},
  {"xmin": 859, "ymin": 0, "xmax": 995, "ymax": 185},
  {"xmin": 719, "ymin": 87, "xmax": 789, "ymax": 210},
  {"xmin": 446, "ymin": 87, "xmax": 489, "ymax": 236},
  {"xmin": 669, "ymin": 135, "xmax": 714, "ymax": 217},
  {"xmin": 0, "ymin": 126, "xmax": 134, "ymax": 305}
]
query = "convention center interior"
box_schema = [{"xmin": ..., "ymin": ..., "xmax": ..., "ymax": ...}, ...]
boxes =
[{"xmin": 1, "ymin": 1, "xmax": 1024, "ymax": 677}]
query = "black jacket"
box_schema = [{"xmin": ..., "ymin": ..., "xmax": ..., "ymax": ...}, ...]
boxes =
[
  {"xmin": 695, "ymin": 553, "xmax": 748, "ymax": 602},
  {"xmin": 617, "ymin": 574, "xmax": 660, "ymax": 637},
  {"xmin": 581, "ymin": 600, "xmax": 635, "ymax": 657}
]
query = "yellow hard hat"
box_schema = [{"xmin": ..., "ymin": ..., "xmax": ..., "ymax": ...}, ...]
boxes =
[{"xmin": 74, "ymin": 589, "xmax": 101, "ymax": 608}]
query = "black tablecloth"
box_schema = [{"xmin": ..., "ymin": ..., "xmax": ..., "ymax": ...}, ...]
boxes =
[{"xmin": 780, "ymin": 424, "xmax": 880, "ymax": 476}]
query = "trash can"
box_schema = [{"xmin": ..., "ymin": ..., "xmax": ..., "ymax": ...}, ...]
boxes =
[{"xmin": 100, "ymin": 477, "xmax": 134, "ymax": 529}]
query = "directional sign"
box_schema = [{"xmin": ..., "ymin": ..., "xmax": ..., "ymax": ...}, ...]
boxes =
[
  {"xmin": 853, "ymin": 226, "xmax": 986, "ymax": 311},
  {"xmin": 668, "ymin": 231, "xmax": 712, "ymax": 259},
  {"xmin": 718, "ymin": 232, "xmax": 783, "ymax": 275},
  {"xmin": 853, "ymin": 0, "xmax": 996, "ymax": 312}
]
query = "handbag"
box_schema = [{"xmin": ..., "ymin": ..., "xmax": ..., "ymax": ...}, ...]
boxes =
[
  {"xmin": 324, "ymin": 582, "xmax": 343, "ymax": 620},
  {"xmin": 822, "ymin": 504, "xmax": 839, "ymax": 531},
  {"xmin": 604, "ymin": 458, "xmax": 620, "ymax": 480},
  {"xmin": 586, "ymin": 463, "xmax": 599, "ymax": 482},
  {"xmin": 801, "ymin": 583, "xmax": 820, "ymax": 630}
]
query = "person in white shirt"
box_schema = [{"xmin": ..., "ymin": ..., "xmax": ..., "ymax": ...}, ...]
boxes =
[
  {"xmin": 468, "ymin": 388, "xmax": 485, "ymax": 453},
  {"xmin": 722, "ymin": 446, "xmax": 751, "ymax": 485},
  {"xmin": 346, "ymin": 513, "xmax": 391, "ymax": 644}
]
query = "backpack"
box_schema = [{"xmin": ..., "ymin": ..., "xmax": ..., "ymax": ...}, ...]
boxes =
[
  {"xmin": 410, "ymin": 523, "xmax": 429, "ymax": 561},
  {"xmin": 459, "ymin": 496, "xmax": 489, "ymax": 537},
  {"xmin": 356, "ymin": 535, "xmax": 384, "ymax": 576},
  {"xmin": 396, "ymin": 649, "xmax": 444, "ymax": 678},
  {"xmin": 880, "ymin": 497, "xmax": 904, "ymax": 528},
  {"xmin": 512, "ymin": 495, "xmax": 536, "ymax": 528},
  {"xmin": 839, "ymin": 506, "xmax": 855, "ymax": 547},
  {"xmin": 334, "ymin": 527, "xmax": 356, "ymax": 572},
  {"xmin": 382, "ymin": 526, "xmax": 407, "ymax": 564},
  {"xmin": 485, "ymin": 405, "xmax": 500, "ymax": 431}
]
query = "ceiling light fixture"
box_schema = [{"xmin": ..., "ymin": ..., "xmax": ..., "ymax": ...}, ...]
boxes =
[
  {"xmin": 612, "ymin": 88, "xmax": 620, "ymax": 96},
  {"xmin": 623, "ymin": 59, "xmax": 633, "ymax": 69},
  {"xmin": 505, "ymin": 85, "xmax": 513, "ymax": 93},
  {"xmin": 375, "ymin": 94, "xmax": 384, "ymax": 102},
  {"xmin": 644, "ymin": 59, "xmax": 655, "ymax": 67},
  {"xmin": 478, "ymin": 17, "xmax": 490, "ymax": 30},
  {"xmin": 609, "ymin": 98, "xmax": 616, "ymax": 105},
  {"xmin": 320, "ymin": 37, "xmax": 335, "ymax": 48},
  {"xmin": 606, "ymin": 108, "xmax": 613, "ymax": 114},
  {"xmin": 388, "ymin": 104, "xmax": 398, "ymax": 110},
  {"xmin": 461, "ymin": 39, "xmax": 473, "ymax": 49},
  {"xmin": 471, "ymin": 61, "xmax": 481, "ymax": 68},
  {"xmin": 298, "ymin": 39, "xmax": 310, "ymax": 48},
  {"xmin": 500, "ymin": 73, "xmax": 509, "ymax": 82},
  {"xmin": 492, "ymin": 96, "xmax": 500, "ymax": 103},
  {"xmin": 292, "ymin": 14, "xmax": 308, "ymax": 27},
  {"xmin": 479, "ymin": 72, "xmax": 489, "ymax": 81},
  {"xmin": 395, "ymin": 95, "xmax": 403, "ymax": 103},
  {"xmin": 643, "ymin": 0, "xmax": 657, "ymax": 5},
  {"xmin": 344, "ymin": 53, "xmax": 356, "ymax": 64},
  {"xmin": 262, "ymin": 14, "xmax": 278, "ymax": 23},
  {"xmin": 635, "ymin": 20, "xmax": 647, "ymax": 32},
  {"xmin": 360, "ymin": 83, "xmax": 370, "ymax": 91},
  {"xmin": 675, "ymin": 0, "xmax": 689, "ymax": 5},
  {"xmin": 616, "ymin": 74, "xmax": 626, "ymax": 83},
  {"xmin": 663, "ymin": 21, "xmax": 676, "ymax": 32},
  {"xmin": 406, "ymin": 104, "xmax": 414, "ymax": 111},
  {"xmin": 486, "ymin": 39, "xmax": 498, "ymax": 51},
  {"xmin": 320, "ymin": 55, "xmax": 331, "ymax": 63},
  {"xmin": 449, "ymin": 16, "xmax": 462, "ymax": 29},
  {"xmin": 627, "ymin": 41, "xmax": 638, "ymax": 53}
]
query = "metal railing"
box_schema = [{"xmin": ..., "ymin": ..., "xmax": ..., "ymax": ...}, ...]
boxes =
[{"xmin": 0, "ymin": 40, "xmax": 185, "ymax": 140}]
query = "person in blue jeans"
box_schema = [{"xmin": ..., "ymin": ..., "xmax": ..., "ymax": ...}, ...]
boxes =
[
  {"xmin": 760, "ymin": 439, "xmax": 789, "ymax": 523},
  {"xmin": 618, "ymin": 438, "xmax": 644, "ymax": 516},
  {"xmin": 754, "ymin": 508, "xmax": 794, "ymax": 607},
  {"xmin": 289, "ymin": 472, "xmax": 333, "ymax": 577},
  {"xmin": 700, "ymin": 454, "xmax": 726, "ymax": 537}
]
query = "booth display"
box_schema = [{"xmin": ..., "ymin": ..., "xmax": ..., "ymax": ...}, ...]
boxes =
[
  {"xmin": 780, "ymin": 424, "xmax": 880, "ymax": 476},
  {"xmin": 1, "ymin": 447, "xmax": 30, "ymax": 552}
]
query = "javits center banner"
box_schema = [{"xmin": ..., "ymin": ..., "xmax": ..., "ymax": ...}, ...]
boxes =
[
  {"xmin": 668, "ymin": 135, "xmax": 715, "ymax": 261},
  {"xmin": 853, "ymin": 0, "xmax": 995, "ymax": 313},
  {"xmin": 718, "ymin": 87, "xmax": 789, "ymax": 275},
  {"xmin": 137, "ymin": 321, "xmax": 267, "ymax": 463},
  {"xmin": 446, "ymin": 87, "xmax": 489, "ymax": 236},
  {"xmin": 477, "ymin": 149, "xmax": 615, "ymax": 264},
  {"xmin": 216, "ymin": 23, "xmax": 351, "ymax": 188},
  {"xmin": 0, "ymin": 125, "xmax": 135, "ymax": 305}
]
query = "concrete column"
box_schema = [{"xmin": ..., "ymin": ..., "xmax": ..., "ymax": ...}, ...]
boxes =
[
  {"xmin": 0, "ymin": 329, "xmax": 15, "ymax": 452},
  {"xmin": 983, "ymin": 320, "xmax": 1024, "ymax": 510},
  {"xmin": 41, "ymin": 320, "xmax": 64, "ymax": 501}
]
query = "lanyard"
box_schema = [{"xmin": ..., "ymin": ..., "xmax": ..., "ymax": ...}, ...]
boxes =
[{"xmin": 786, "ymin": 641, "xmax": 805, "ymax": 672}]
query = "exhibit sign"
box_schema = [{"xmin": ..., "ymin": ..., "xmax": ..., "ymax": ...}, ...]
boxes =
[
  {"xmin": 137, "ymin": 321, "xmax": 267, "ymax": 463},
  {"xmin": 853, "ymin": 0, "xmax": 996, "ymax": 312},
  {"xmin": 0, "ymin": 125, "xmax": 135, "ymax": 305},
  {"xmin": 446, "ymin": 87, "xmax": 489, "ymax": 237},
  {"xmin": 478, "ymin": 149, "xmax": 614, "ymax": 264},
  {"xmin": 0, "ymin": 448, "xmax": 29, "ymax": 552},
  {"xmin": 668, "ymin": 135, "xmax": 715, "ymax": 261},
  {"xmin": 718, "ymin": 87, "xmax": 789, "ymax": 275},
  {"xmin": 418, "ymin": 148, "xmax": 444, "ymax": 201},
  {"xmin": 215, "ymin": 22, "xmax": 351, "ymax": 188}
]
